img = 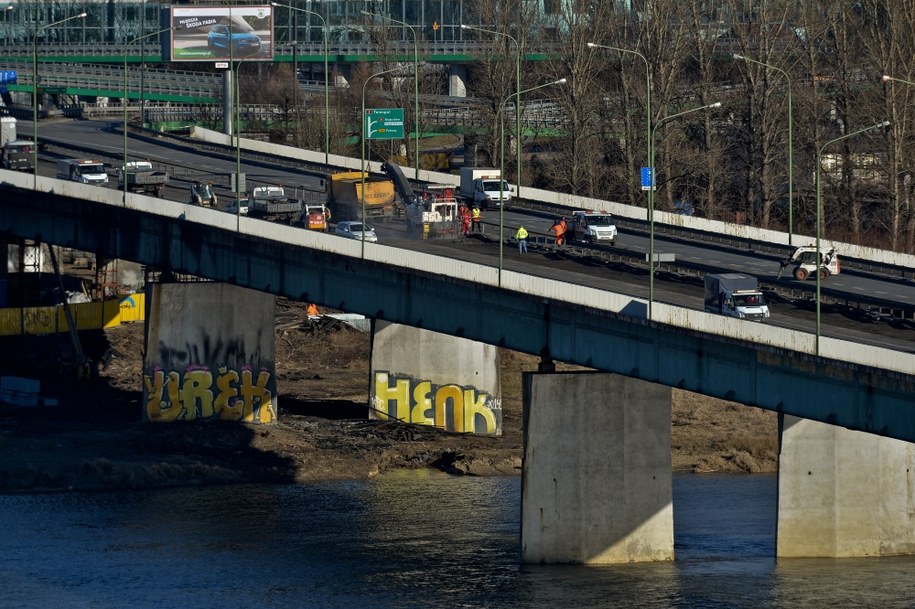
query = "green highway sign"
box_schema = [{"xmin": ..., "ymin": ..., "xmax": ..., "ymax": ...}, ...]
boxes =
[{"xmin": 364, "ymin": 108, "xmax": 404, "ymax": 140}]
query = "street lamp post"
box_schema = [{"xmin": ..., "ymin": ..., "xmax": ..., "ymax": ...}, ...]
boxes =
[
  {"xmin": 498, "ymin": 78, "xmax": 566, "ymax": 285},
  {"xmin": 273, "ymin": 2, "xmax": 329, "ymax": 165},
  {"xmin": 32, "ymin": 12, "xmax": 86, "ymax": 187},
  {"xmin": 648, "ymin": 101, "xmax": 721, "ymax": 320},
  {"xmin": 362, "ymin": 65, "xmax": 407, "ymax": 258},
  {"xmin": 124, "ymin": 27, "xmax": 171, "ymax": 204},
  {"xmin": 587, "ymin": 42, "xmax": 651, "ymax": 216},
  {"xmin": 882, "ymin": 74, "xmax": 915, "ymax": 87},
  {"xmin": 461, "ymin": 24, "xmax": 521, "ymax": 198},
  {"xmin": 733, "ymin": 54, "xmax": 794, "ymax": 245},
  {"xmin": 362, "ymin": 10, "xmax": 420, "ymax": 182},
  {"xmin": 233, "ymin": 54, "xmax": 251, "ymax": 230},
  {"xmin": 814, "ymin": 120, "xmax": 889, "ymax": 354}
]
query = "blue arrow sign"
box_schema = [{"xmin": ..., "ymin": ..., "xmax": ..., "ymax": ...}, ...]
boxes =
[{"xmin": 641, "ymin": 166, "xmax": 655, "ymax": 191}]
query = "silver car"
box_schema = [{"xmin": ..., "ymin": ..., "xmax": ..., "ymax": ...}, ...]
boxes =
[{"xmin": 334, "ymin": 221, "xmax": 378, "ymax": 243}]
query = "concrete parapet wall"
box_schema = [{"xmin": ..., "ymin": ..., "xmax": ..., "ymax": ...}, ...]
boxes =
[
  {"xmin": 777, "ymin": 415, "xmax": 915, "ymax": 557},
  {"xmin": 370, "ymin": 320, "xmax": 501, "ymax": 435},
  {"xmin": 521, "ymin": 372, "xmax": 673, "ymax": 564},
  {"xmin": 143, "ymin": 282, "xmax": 277, "ymax": 424}
]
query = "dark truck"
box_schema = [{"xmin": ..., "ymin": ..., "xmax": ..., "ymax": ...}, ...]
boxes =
[
  {"xmin": 1, "ymin": 116, "xmax": 35, "ymax": 172},
  {"xmin": 247, "ymin": 186, "xmax": 303, "ymax": 223},
  {"xmin": 118, "ymin": 161, "xmax": 169, "ymax": 197}
]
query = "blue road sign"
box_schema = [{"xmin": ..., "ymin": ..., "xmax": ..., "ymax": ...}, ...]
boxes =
[
  {"xmin": 641, "ymin": 167, "xmax": 655, "ymax": 191},
  {"xmin": 0, "ymin": 70, "xmax": 16, "ymax": 84}
]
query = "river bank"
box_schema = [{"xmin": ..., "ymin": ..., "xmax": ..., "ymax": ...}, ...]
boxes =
[{"xmin": 0, "ymin": 299, "xmax": 778, "ymax": 493}]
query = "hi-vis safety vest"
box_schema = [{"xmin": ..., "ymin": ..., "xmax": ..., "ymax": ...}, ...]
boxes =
[
  {"xmin": 516, "ymin": 226, "xmax": 528, "ymax": 239},
  {"xmin": 472, "ymin": 208, "xmax": 481, "ymax": 220}
]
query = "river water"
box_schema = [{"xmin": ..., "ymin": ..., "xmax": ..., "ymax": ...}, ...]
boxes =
[{"xmin": 2, "ymin": 472, "xmax": 915, "ymax": 608}]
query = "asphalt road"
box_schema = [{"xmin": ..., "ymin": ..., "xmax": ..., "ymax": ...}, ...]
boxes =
[{"xmin": 28, "ymin": 118, "xmax": 915, "ymax": 353}]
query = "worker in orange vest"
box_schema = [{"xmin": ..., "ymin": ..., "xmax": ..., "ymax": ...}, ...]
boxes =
[{"xmin": 552, "ymin": 216, "xmax": 567, "ymax": 247}]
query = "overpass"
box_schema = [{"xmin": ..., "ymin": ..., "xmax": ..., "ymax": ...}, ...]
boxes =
[
  {"xmin": 0, "ymin": 162, "xmax": 915, "ymax": 562},
  {"xmin": 3, "ymin": 159, "xmax": 915, "ymax": 562}
]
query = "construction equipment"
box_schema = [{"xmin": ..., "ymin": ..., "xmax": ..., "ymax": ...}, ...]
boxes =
[
  {"xmin": 404, "ymin": 188, "xmax": 459, "ymax": 238},
  {"xmin": 327, "ymin": 171, "xmax": 395, "ymax": 222},
  {"xmin": 778, "ymin": 245, "xmax": 840, "ymax": 281},
  {"xmin": 298, "ymin": 203, "xmax": 330, "ymax": 232},
  {"xmin": 190, "ymin": 181, "xmax": 218, "ymax": 207},
  {"xmin": 381, "ymin": 160, "xmax": 419, "ymax": 216}
]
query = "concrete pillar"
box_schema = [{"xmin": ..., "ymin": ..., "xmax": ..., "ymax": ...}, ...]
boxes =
[
  {"xmin": 335, "ymin": 64, "xmax": 352, "ymax": 89},
  {"xmin": 777, "ymin": 415, "xmax": 915, "ymax": 557},
  {"xmin": 142, "ymin": 282, "xmax": 277, "ymax": 424},
  {"xmin": 370, "ymin": 320, "xmax": 501, "ymax": 435},
  {"xmin": 521, "ymin": 372, "xmax": 673, "ymax": 564},
  {"xmin": 449, "ymin": 64, "xmax": 467, "ymax": 98}
]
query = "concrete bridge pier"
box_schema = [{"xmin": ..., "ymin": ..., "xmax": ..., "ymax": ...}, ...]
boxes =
[
  {"xmin": 777, "ymin": 415, "xmax": 915, "ymax": 557},
  {"xmin": 521, "ymin": 372, "xmax": 674, "ymax": 564},
  {"xmin": 142, "ymin": 282, "xmax": 278, "ymax": 425},
  {"xmin": 448, "ymin": 64, "xmax": 467, "ymax": 98},
  {"xmin": 335, "ymin": 64, "xmax": 352, "ymax": 89}
]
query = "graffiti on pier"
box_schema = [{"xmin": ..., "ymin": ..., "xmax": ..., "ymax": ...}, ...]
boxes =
[
  {"xmin": 372, "ymin": 371, "xmax": 501, "ymax": 435},
  {"xmin": 143, "ymin": 365, "xmax": 276, "ymax": 424}
]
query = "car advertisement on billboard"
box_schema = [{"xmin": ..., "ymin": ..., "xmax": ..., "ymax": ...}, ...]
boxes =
[{"xmin": 170, "ymin": 5, "xmax": 273, "ymax": 62}]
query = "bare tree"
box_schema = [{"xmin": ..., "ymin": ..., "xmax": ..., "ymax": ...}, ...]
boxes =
[
  {"xmin": 460, "ymin": 0, "xmax": 527, "ymax": 176},
  {"xmin": 719, "ymin": 0, "xmax": 798, "ymax": 229},
  {"xmin": 532, "ymin": 3, "xmax": 618, "ymax": 200},
  {"xmin": 861, "ymin": 1, "xmax": 915, "ymax": 251}
]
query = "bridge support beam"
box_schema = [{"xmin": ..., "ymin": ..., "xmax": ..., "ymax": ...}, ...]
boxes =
[
  {"xmin": 521, "ymin": 372, "xmax": 673, "ymax": 564},
  {"xmin": 777, "ymin": 415, "xmax": 915, "ymax": 557}
]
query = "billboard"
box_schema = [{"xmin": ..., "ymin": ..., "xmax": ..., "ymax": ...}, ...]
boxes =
[{"xmin": 170, "ymin": 5, "xmax": 273, "ymax": 62}]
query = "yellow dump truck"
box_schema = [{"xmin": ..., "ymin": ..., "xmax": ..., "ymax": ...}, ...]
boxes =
[{"xmin": 327, "ymin": 171, "xmax": 395, "ymax": 222}]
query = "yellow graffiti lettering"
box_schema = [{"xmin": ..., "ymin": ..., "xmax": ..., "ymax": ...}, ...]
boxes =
[
  {"xmin": 463, "ymin": 389, "xmax": 497, "ymax": 434},
  {"xmin": 181, "ymin": 369, "xmax": 214, "ymax": 419},
  {"xmin": 214, "ymin": 367, "xmax": 244, "ymax": 420},
  {"xmin": 239, "ymin": 369, "xmax": 275, "ymax": 424},
  {"xmin": 373, "ymin": 372, "xmax": 411, "ymax": 421},
  {"xmin": 144, "ymin": 370, "xmax": 186, "ymax": 422},
  {"xmin": 410, "ymin": 381, "xmax": 434, "ymax": 425},
  {"xmin": 434, "ymin": 384, "xmax": 464, "ymax": 431}
]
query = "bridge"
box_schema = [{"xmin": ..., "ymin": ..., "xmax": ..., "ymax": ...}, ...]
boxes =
[{"xmin": 3, "ymin": 127, "xmax": 915, "ymax": 562}]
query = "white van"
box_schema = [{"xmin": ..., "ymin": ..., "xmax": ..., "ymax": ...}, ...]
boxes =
[{"xmin": 56, "ymin": 158, "xmax": 109, "ymax": 185}]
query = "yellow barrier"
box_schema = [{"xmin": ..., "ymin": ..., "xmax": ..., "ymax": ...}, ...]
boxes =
[{"xmin": 0, "ymin": 293, "xmax": 146, "ymax": 337}]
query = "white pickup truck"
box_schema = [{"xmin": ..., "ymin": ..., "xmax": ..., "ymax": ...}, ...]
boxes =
[{"xmin": 568, "ymin": 210, "xmax": 618, "ymax": 245}]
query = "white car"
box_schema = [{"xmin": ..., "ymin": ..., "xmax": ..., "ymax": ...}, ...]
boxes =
[
  {"xmin": 335, "ymin": 221, "xmax": 378, "ymax": 243},
  {"xmin": 224, "ymin": 200, "xmax": 248, "ymax": 216}
]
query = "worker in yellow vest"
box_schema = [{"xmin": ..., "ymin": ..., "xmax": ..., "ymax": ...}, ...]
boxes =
[
  {"xmin": 515, "ymin": 225, "xmax": 529, "ymax": 253},
  {"xmin": 472, "ymin": 206, "xmax": 482, "ymax": 232}
]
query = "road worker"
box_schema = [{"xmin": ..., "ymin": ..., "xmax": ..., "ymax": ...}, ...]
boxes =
[
  {"xmin": 472, "ymin": 205, "xmax": 482, "ymax": 233},
  {"xmin": 460, "ymin": 205, "xmax": 471, "ymax": 236},
  {"xmin": 552, "ymin": 216, "xmax": 566, "ymax": 247},
  {"xmin": 515, "ymin": 225, "xmax": 529, "ymax": 254}
]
